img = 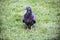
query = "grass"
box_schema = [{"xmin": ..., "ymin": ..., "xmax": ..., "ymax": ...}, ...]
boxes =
[{"xmin": 0, "ymin": 0, "xmax": 60, "ymax": 40}]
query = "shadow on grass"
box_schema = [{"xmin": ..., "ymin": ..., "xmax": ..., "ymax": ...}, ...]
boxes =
[
  {"xmin": 0, "ymin": 18, "xmax": 2, "ymax": 33},
  {"xmin": 0, "ymin": 38, "xmax": 9, "ymax": 40},
  {"xmin": 0, "ymin": 17, "xmax": 3, "ymax": 40},
  {"xmin": 48, "ymin": 35, "xmax": 60, "ymax": 40},
  {"xmin": 48, "ymin": 27, "xmax": 60, "ymax": 40},
  {"xmin": 23, "ymin": 24, "xmax": 36, "ymax": 30},
  {"xmin": 0, "ymin": 38, "xmax": 3, "ymax": 40}
]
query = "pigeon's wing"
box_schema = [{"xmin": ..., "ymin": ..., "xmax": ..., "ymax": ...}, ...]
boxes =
[
  {"xmin": 22, "ymin": 15, "xmax": 24, "ymax": 20},
  {"xmin": 32, "ymin": 13, "xmax": 36, "ymax": 21},
  {"xmin": 22, "ymin": 14, "xmax": 25, "ymax": 23},
  {"xmin": 22, "ymin": 13, "xmax": 26, "ymax": 20},
  {"xmin": 22, "ymin": 13, "xmax": 26, "ymax": 23}
]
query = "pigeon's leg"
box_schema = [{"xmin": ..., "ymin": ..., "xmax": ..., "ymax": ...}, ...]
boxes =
[
  {"xmin": 31, "ymin": 25, "xmax": 32, "ymax": 29},
  {"xmin": 30, "ymin": 22, "xmax": 34, "ymax": 29},
  {"xmin": 26, "ymin": 23, "xmax": 33, "ymax": 30},
  {"xmin": 28, "ymin": 25, "xmax": 31, "ymax": 30},
  {"xmin": 28, "ymin": 23, "xmax": 33, "ymax": 30},
  {"xmin": 25, "ymin": 22, "xmax": 28, "ymax": 29},
  {"xmin": 25, "ymin": 23, "xmax": 30, "ymax": 30}
]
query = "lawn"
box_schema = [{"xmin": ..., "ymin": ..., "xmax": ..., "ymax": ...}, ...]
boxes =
[{"xmin": 0, "ymin": 0, "xmax": 60, "ymax": 40}]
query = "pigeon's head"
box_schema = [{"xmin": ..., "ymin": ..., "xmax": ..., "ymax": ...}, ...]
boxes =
[
  {"xmin": 26, "ymin": 6, "xmax": 31, "ymax": 11},
  {"xmin": 26, "ymin": 6, "xmax": 32, "ymax": 15}
]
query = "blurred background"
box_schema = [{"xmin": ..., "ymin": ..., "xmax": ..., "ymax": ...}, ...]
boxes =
[{"xmin": 0, "ymin": 0, "xmax": 60, "ymax": 40}]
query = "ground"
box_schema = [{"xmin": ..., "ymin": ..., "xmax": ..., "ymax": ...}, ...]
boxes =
[{"xmin": 0, "ymin": 0, "xmax": 60, "ymax": 40}]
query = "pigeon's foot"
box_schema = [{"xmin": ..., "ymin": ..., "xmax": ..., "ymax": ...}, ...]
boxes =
[{"xmin": 28, "ymin": 26, "xmax": 33, "ymax": 30}]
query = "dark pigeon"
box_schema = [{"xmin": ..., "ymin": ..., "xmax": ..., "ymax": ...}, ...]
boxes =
[{"xmin": 23, "ymin": 6, "xmax": 36, "ymax": 30}]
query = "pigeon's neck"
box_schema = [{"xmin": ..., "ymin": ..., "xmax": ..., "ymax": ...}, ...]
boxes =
[{"xmin": 27, "ymin": 10, "xmax": 32, "ymax": 14}]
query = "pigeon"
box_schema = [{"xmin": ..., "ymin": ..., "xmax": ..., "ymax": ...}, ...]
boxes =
[{"xmin": 22, "ymin": 6, "xmax": 36, "ymax": 30}]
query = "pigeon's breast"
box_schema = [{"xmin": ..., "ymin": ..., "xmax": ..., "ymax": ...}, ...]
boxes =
[{"xmin": 25, "ymin": 15, "xmax": 33, "ymax": 23}]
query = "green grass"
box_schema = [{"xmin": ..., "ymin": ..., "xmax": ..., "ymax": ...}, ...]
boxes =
[{"xmin": 0, "ymin": 0, "xmax": 60, "ymax": 40}]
